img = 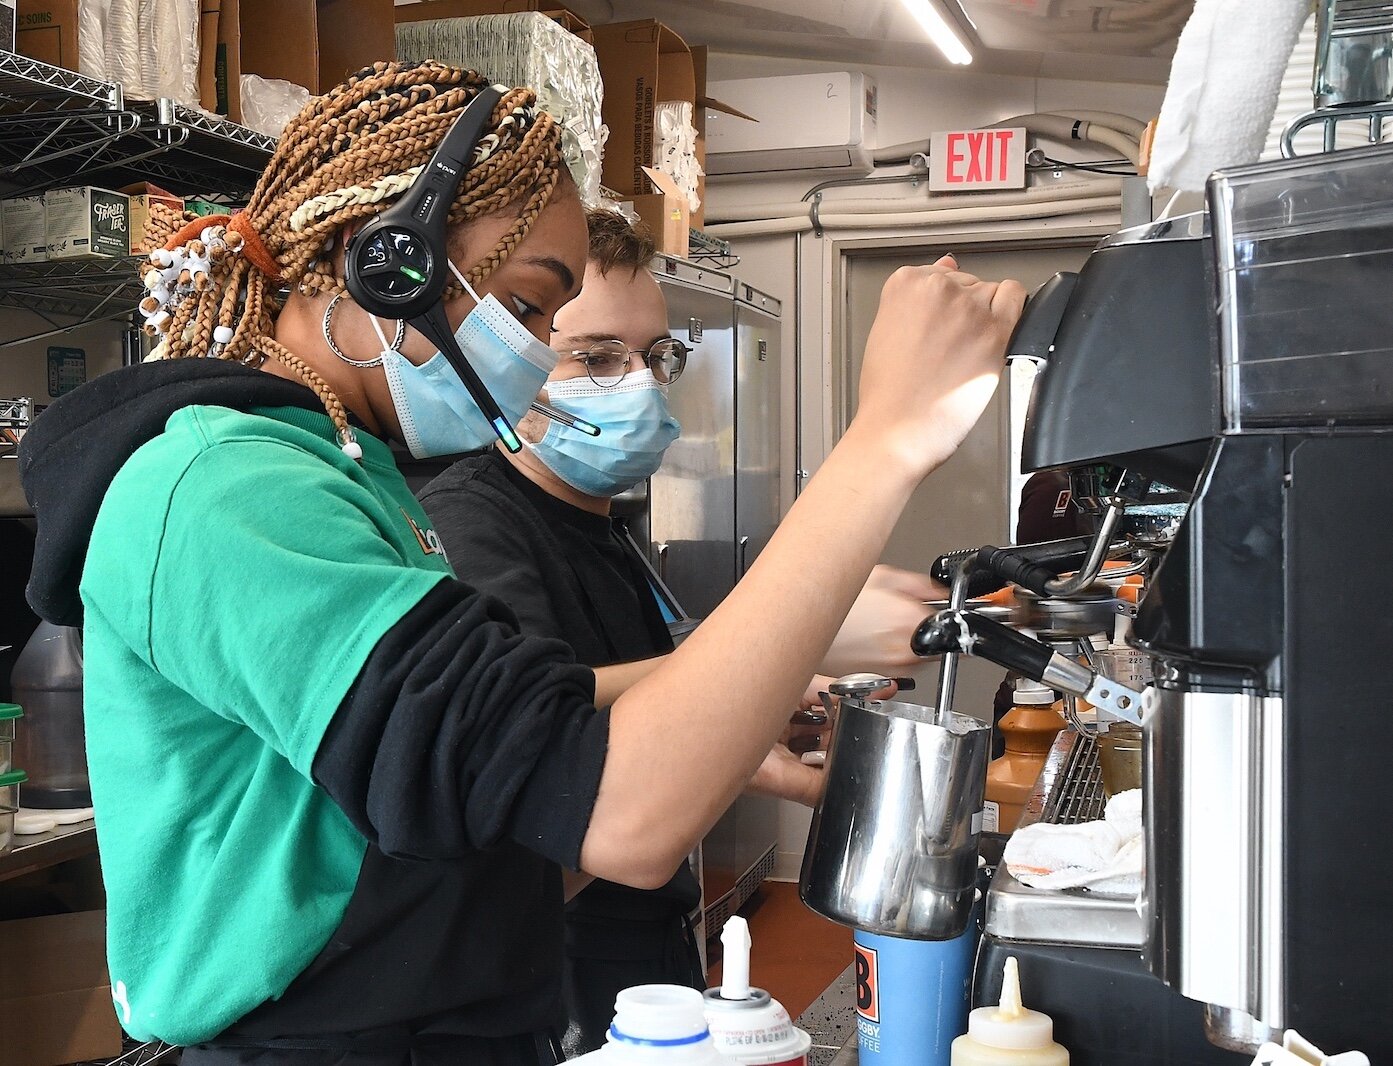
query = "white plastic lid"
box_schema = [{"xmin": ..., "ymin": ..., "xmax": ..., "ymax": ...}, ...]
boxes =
[
  {"xmin": 966, "ymin": 957, "xmax": 1057, "ymax": 1050},
  {"xmin": 612, "ymin": 985, "xmax": 710, "ymax": 1044},
  {"xmin": 1013, "ymin": 678, "xmax": 1056, "ymax": 705}
]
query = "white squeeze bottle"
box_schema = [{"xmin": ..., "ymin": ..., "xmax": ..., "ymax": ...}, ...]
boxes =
[
  {"xmin": 950, "ymin": 957, "xmax": 1068, "ymax": 1066},
  {"xmin": 570, "ymin": 985, "xmax": 735, "ymax": 1066}
]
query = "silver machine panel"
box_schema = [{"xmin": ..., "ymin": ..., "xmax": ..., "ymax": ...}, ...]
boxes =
[
  {"xmin": 1144, "ymin": 687, "xmax": 1287, "ymax": 1037},
  {"xmin": 734, "ymin": 283, "xmax": 781, "ymax": 581}
]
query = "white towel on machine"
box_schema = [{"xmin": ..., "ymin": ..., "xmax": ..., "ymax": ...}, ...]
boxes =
[
  {"xmin": 1003, "ymin": 788, "xmax": 1144, "ymax": 896},
  {"xmin": 1149, "ymin": 0, "xmax": 1312, "ymax": 193}
]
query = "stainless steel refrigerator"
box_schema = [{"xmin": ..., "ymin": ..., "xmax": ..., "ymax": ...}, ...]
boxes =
[{"xmin": 647, "ymin": 255, "xmax": 784, "ymax": 942}]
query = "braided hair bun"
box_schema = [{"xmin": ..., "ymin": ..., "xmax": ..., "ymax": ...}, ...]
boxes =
[{"xmin": 145, "ymin": 61, "xmax": 567, "ymax": 450}]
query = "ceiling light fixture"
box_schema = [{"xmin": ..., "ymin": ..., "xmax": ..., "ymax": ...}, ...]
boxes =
[{"xmin": 899, "ymin": 0, "xmax": 974, "ymax": 65}]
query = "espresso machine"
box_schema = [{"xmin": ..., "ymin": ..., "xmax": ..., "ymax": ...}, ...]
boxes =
[{"xmin": 913, "ymin": 141, "xmax": 1393, "ymax": 1060}]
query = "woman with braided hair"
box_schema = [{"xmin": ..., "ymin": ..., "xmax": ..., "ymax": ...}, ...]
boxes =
[{"xmin": 18, "ymin": 61, "xmax": 1026, "ymax": 1063}]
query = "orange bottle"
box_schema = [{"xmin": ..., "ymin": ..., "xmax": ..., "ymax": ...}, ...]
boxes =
[{"xmin": 983, "ymin": 680, "xmax": 1067, "ymax": 834}]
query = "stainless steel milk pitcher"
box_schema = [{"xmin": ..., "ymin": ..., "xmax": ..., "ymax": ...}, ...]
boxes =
[{"xmin": 799, "ymin": 680, "xmax": 991, "ymax": 940}]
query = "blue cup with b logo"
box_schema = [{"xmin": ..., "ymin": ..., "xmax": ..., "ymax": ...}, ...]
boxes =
[{"xmin": 853, "ymin": 921, "xmax": 979, "ymax": 1066}]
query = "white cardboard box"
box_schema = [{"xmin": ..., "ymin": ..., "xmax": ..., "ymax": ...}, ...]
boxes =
[
  {"xmin": 2, "ymin": 194, "xmax": 47, "ymax": 263},
  {"xmin": 46, "ymin": 187, "xmax": 130, "ymax": 260}
]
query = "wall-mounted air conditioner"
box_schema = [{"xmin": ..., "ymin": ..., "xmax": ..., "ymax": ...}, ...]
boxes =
[{"xmin": 705, "ymin": 72, "xmax": 878, "ymax": 179}]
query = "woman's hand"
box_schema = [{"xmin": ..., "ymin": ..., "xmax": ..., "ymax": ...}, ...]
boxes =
[
  {"xmin": 851, "ymin": 255, "xmax": 1026, "ymax": 479},
  {"xmin": 823, "ymin": 565, "xmax": 944, "ymax": 677}
]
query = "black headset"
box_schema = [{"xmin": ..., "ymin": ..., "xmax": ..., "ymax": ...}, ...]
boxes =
[{"xmin": 344, "ymin": 85, "xmax": 523, "ymax": 452}]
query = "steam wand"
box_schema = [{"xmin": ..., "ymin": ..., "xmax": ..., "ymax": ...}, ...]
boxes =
[{"xmin": 933, "ymin": 560, "xmax": 975, "ymax": 727}]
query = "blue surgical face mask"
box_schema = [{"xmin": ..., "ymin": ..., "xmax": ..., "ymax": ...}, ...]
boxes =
[
  {"xmin": 529, "ymin": 368, "xmax": 681, "ymax": 497},
  {"xmin": 381, "ymin": 264, "xmax": 557, "ymax": 458}
]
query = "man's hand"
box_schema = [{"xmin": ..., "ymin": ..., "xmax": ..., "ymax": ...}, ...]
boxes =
[
  {"xmin": 823, "ymin": 565, "xmax": 944, "ymax": 677},
  {"xmin": 747, "ymin": 741, "xmax": 826, "ymax": 808}
]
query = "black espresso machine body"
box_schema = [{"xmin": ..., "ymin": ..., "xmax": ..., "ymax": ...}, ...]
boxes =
[{"xmin": 1012, "ymin": 145, "xmax": 1393, "ymax": 1057}]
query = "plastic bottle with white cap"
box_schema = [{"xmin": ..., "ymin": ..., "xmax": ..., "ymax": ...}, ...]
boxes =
[
  {"xmin": 951, "ymin": 957, "xmax": 1068, "ymax": 1065},
  {"xmin": 703, "ymin": 917, "xmax": 812, "ymax": 1066},
  {"xmin": 570, "ymin": 984, "xmax": 735, "ymax": 1066}
]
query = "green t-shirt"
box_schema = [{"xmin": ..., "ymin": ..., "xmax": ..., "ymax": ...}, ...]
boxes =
[{"xmin": 78, "ymin": 405, "xmax": 452, "ymax": 1044}]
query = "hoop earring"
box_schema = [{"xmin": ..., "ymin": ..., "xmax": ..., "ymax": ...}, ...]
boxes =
[{"xmin": 323, "ymin": 291, "xmax": 404, "ymax": 368}]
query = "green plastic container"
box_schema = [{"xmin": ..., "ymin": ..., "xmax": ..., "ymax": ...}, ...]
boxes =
[
  {"xmin": 0, "ymin": 768, "xmax": 26, "ymax": 854},
  {"xmin": 0, "ymin": 704, "xmax": 20, "ymax": 775}
]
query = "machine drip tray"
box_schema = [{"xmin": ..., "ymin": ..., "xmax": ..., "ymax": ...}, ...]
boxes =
[{"xmin": 984, "ymin": 729, "xmax": 1145, "ymax": 949}]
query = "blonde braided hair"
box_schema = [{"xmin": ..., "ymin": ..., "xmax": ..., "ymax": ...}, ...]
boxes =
[{"xmin": 150, "ymin": 61, "xmax": 566, "ymax": 450}]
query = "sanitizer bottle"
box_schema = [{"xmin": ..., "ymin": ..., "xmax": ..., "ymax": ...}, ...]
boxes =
[{"xmin": 571, "ymin": 985, "xmax": 736, "ymax": 1066}]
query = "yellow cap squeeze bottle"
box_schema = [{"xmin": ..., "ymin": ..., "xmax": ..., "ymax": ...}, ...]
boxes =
[{"xmin": 950, "ymin": 957, "xmax": 1068, "ymax": 1065}]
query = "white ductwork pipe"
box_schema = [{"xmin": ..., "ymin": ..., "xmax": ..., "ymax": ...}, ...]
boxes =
[
  {"xmin": 991, "ymin": 114, "xmax": 1141, "ymax": 164},
  {"xmin": 705, "ymin": 179, "xmax": 1121, "ymax": 225},
  {"xmin": 872, "ymin": 112, "xmax": 1142, "ymax": 165},
  {"xmin": 704, "ymin": 195, "xmax": 1120, "ymax": 240},
  {"xmin": 1043, "ymin": 110, "xmax": 1148, "ymax": 139}
]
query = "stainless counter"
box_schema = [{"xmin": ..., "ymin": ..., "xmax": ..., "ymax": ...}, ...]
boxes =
[
  {"xmin": 795, "ymin": 965, "xmax": 858, "ymax": 1066},
  {"xmin": 983, "ymin": 729, "xmax": 1145, "ymax": 948},
  {"xmin": 0, "ymin": 817, "xmax": 96, "ymax": 882}
]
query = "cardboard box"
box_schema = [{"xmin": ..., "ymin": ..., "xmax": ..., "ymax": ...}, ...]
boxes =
[
  {"xmin": 216, "ymin": 0, "xmax": 396, "ymax": 123},
  {"xmin": 688, "ymin": 46, "xmax": 754, "ymax": 229},
  {"xmin": 318, "ymin": 0, "xmax": 396, "ymax": 90},
  {"xmin": 122, "ymin": 183, "xmax": 185, "ymax": 256},
  {"xmin": 395, "ymin": 0, "xmax": 592, "ymax": 43},
  {"xmin": 593, "ymin": 19, "xmax": 695, "ymax": 198},
  {"xmin": 15, "ymin": 0, "xmax": 79, "ymax": 71},
  {"xmin": 0, "ymin": 1, "xmax": 16, "ymax": 52},
  {"xmin": 198, "ymin": 0, "xmax": 222, "ymax": 113},
  {"xmin": 46, "ymin": 187, "xmax": 130, "ymax": 260},
  {"xmin": 626, "ymin": 165, "xmax": 688, "ymax": 259},
  {"xmin": 3, "ymin": 194, "xmax": 47, "ymax": 264},
  {"xmin": 0, "ymin": 910, "xmax": 123, "ymax": 1066}
]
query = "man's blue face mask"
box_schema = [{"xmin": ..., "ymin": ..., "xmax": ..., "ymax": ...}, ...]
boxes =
[{"xmin": 528, "ymin": 368, "xmax": 681, "ymax": 497}]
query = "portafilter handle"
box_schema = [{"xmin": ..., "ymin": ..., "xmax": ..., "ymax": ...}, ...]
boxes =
[
  {"xmin": 911, "ymin": 608, "xmax": 1145, "ymax": 725},
  {"xmin": 929, "ymin": 531, "xmax": 1131, "ymax": 600},
  {"xmin": 828, "ymin": 673, "xmax": 893, "ymax": 700}
]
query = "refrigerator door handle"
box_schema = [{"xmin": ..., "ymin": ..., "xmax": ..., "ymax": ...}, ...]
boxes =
[
  {"xmin": 655, "ymin": 541, "xmax": 670, "ymax": 582},
  {"xmin": 738, "ymin": 535, "xmax": 750, "ymax": 577}
]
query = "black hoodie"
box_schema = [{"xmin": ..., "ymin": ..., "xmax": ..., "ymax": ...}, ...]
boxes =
[{"xmin": 19, "ymin": 360, "xmax": 610, "ymax": 1050}]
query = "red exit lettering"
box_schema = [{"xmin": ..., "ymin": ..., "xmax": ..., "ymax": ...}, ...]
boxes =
[{"xmin": 944, "ymin": 130, "xmax": 1016, "ymax": 184}]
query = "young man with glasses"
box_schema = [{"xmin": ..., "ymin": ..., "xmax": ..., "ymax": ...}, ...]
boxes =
[
  {"xmin": 419, "ymin": 210, "xmax": 721, "ymax": 1053},
  {"xmin": 420, "ymin": 209, "xmax": 941, "ymax": 1050}
]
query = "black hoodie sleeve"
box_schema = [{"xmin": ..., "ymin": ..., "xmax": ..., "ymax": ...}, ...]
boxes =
[{"xmin": 312, "ymin": 578, "xmax": 609, "ymax": 869}]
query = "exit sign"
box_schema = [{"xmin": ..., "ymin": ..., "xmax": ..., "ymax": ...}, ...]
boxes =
[{"xmin": 929, "ymin": 128, "xmax": 1027, "ymax": 191}]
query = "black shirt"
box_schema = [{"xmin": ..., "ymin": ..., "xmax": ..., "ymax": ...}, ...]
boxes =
[
  {"xmin": 420, "ymin": 449, "xmax": 674, "ymax": 669},
  {"xmin": 420, "ymin": 452, "xmax": 703, "ymax": 1050},
  {"xmin": 419, "ymin": 451, "xmax": 699, "ymax": 917}
]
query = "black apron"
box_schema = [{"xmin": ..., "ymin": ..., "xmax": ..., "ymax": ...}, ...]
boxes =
[{"xmin": 183, "ymin": 1031, "xmax": 562, "ymax": 1066}]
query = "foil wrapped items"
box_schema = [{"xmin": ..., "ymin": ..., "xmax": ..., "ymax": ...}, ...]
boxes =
[
  {"xmin": 654, "ymin": 100, "xmax": 703, "ymax": 214},
  {"xmin": 396, "ymin": 13, "xmax": 608, "ymax": 207}
]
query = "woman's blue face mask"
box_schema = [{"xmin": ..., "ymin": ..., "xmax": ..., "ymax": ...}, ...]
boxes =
[
  {"xmin": 381, "ymin": 263, "xmax": 557, "ymax": 459},
  {"xmin": 528, "ymin": 368, "xmax": 681, "ymax": 497}
]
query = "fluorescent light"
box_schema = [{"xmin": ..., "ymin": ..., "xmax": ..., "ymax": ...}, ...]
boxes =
[{"xmin": 899, "ymin": 0, "xmax": 974, "ymax": 65}]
